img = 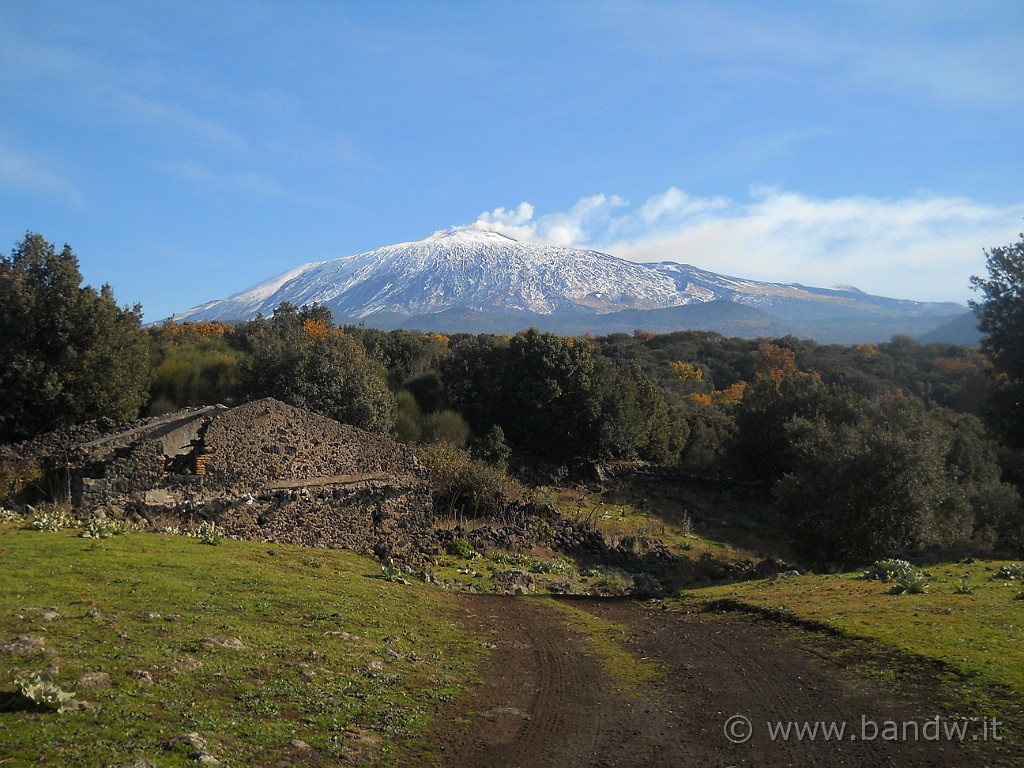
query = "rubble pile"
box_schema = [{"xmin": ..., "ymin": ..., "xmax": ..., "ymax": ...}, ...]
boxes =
[{"xmin": 4, "ymin": 399, "xmax": 435, "ymax": 561}]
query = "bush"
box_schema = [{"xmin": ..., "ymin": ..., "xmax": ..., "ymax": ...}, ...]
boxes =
[
  {"xmin": 417, "ymin": 443, "xmax": 524, "ymax": 519},
  {"xmin": 446, "ymin": 538, "xmax": 478, "ymax": 559},
  {"xmin": 422, "ymin": 409, "xmax": 470, "ymax": 447},
  {"xmin": 393, "ymin": 390, "xmax": 423, "ymax": 444}
]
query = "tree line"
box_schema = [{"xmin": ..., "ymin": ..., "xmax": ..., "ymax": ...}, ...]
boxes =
[{"xmin": 3, "ymin": 231, "xmax": 1023, "ymax": 569}]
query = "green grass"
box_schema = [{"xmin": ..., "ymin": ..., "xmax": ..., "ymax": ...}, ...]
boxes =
[
  {"xmin": 688, "ymin": 560, "xmax": 1024, "ymax": 696},
  {"xmin": 0, "ymin": 523, "xmax": 485, "ymax": 767}
]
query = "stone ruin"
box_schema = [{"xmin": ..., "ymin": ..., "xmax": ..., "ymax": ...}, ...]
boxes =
[{"xmin": 15, "ymin": 398, "xmax": 436, "ymax": 562}]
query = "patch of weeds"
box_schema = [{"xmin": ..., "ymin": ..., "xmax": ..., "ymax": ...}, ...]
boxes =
[
  {"xmin": 861, "ymin": 558, "xmax": 917, "ymax": 582},
  {"xmin": 992, "ymin": 564, "xmax": 1024, "ymax": 581},
  {"xmin": 381, "ymin": 560, "xmax": 411, "ymax": 585},
  {"xmin": 0, "ymin": 506, "xmax": 22, "ymax": 524},
  {"xmin": 587, "ymin": 567, "xmax": 632, "ymax": 597},
  {"xmin": 80, "ymin": 517, "xmax": 135, "ymax": 539},
  {"xmin": 954, "ymin": 579, "xmax": 974, "ymax": 595},
  {"xmin": 27, "ymin": 506, "xmax": 76, "ymax": 532}
]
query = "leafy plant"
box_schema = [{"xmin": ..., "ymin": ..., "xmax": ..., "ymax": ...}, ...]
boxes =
[
  {"xmin": 27, "ymin": 507, "xmax": 76, "ymax": 532},
  {"xmin": 0, "ymin": 506, "xmax": 21, "ymax": 524},
  {"xmin": 992, "ymin": 564, "xmax": 1024, "ymax": 581},
  {"xmin": 80, "ymin": 517, "xmax": 134, "ymax": 539},
  {"xmin": 953, "ymin": 579, "xmax": 974, "ymax": 595},
  {"xmin": 14, "ymin": 671, "xmax": 75, "ymax": 713},
  {"xmin": 192, "ymin": 520, "xmax": 224, "ymax": 546},
  {"xmin": 861, "ymin": 559, "xmax": 917, "ymax": 582},
  {"xmin": 381, "ymin": 559, "xmax": 410, "ymax": 585},
  {"xmin": 888, "ymin": 570, "xmax": 930, "ymax": 595}
]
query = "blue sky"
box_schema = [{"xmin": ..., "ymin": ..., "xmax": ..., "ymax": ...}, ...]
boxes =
[{"xmin": 2, "ymin": 1, "xmax": 1022, "ymax": 322}]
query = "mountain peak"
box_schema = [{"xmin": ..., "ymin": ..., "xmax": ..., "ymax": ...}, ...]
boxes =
[
  {"xmin": 425, "ymin": 227, "xmax": 520, "ymax": 244},
  {"xmin": 167, "ymin": 228, "xmax": 968, "ymax": 344}
]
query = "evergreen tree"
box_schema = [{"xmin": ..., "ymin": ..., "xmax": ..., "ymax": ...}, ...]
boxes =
[
  {"xmin": 0, "ymin": 233, "xmax": 151, "ymax": 439},
  {"xmin": 970, "ymin": 230, "xmax": 1024, "ymax": 446}
]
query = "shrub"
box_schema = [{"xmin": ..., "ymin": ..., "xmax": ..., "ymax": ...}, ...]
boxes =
[
  {"xmin": 393, "ymin": 390, "xmax": 423, "ymax": 444},
  {"xmin": 446, "ymin": 538, "xmax": 477, "ymax": 559},
  {"xmin": 417, "ymin": 443, "xmax": 524, "ymax": 519},
  {"xmin": 422, "ymin": 410, "xmax": 470, "ymax": 447}
]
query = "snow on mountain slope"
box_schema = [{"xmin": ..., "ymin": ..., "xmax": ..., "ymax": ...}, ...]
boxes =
[
  {"xmin": 167, "ymin": 228, "xmax": 966, "ymax": 342},
  {"xmin": 170, "ymin": 229, "xmax": 687, "ymax": 322}
]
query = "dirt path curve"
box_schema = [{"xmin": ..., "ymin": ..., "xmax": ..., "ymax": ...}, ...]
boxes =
[{"xmin": 404, "ymin": 595, "xmax": 1020, "ymax": 767}]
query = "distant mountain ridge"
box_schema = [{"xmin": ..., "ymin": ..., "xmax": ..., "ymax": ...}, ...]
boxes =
[{"xmin": 169, "ymin": 228, "xmax": 970, "ymax": 344}]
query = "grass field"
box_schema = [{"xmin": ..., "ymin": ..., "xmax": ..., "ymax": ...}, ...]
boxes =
[
  {"xmin": 0, "ymin": 523, "xmax": 484, "ymax": 767},
  {"xmin": 688, "ymin": 560, "xmax": 1024, "ymax": 704}
]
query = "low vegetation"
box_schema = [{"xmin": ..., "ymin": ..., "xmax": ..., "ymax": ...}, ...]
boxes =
[
  {"xmin": 690, "ymin": 560, "xmax": 1024, "ymax": 698},
  {"xmin": 0, "ymin": 522, "xmax": 484, "ymax": 767}
]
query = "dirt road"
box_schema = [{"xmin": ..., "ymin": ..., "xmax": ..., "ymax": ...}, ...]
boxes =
[{"xmin": 404, "ymin": 595, "xmax": 1020, "ymax": 767}]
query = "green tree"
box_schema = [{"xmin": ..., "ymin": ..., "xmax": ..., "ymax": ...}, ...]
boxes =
[
  {"xmin": 235, "ymin": 304, "xmax": 394, "ymax": 433},
  {"xmin": 970, "ymin": 230, "xmax": 1024, "ymax": 446},
  {"xmin": 0, "ymin": 233, "xmax": 151, "ymax": 439},
  {"xmin": 503, "ymin": 329, "xmax": 601, "ymax": 462}
]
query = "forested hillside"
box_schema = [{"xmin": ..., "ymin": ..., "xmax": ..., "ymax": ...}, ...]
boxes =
[{"xmin": 3, "ymin": 232, "xmax": 1023, "ymax": 572}]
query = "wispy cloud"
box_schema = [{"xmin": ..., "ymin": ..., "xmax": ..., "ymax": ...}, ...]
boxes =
[
  {"xmin": 154, "ymin": 159, "xmax": 328, "ymax": 208},
  {"xmin": 465, "ymin": 187, "xmax": 1024, "ymax": 303},
  {"xmin": 0, "ymin": 139, "xmax": 82, "ymax": 206},
  {"xmin": 115, "ymin": 91, "xmax": 248, "ymax": 150}
]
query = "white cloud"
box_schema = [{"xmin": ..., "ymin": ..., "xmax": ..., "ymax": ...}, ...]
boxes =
[
  {"xmin": 467, "ymin": 194, "xmax": 627, "ymax": 246},
  {"xmin": 466, "ymin": 187, "xmax": 1024, "ymax": 304}
]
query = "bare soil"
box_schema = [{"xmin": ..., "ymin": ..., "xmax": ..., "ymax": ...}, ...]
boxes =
[{"xmin": 404, "ymin": 595, "xmax": 1022, "ymax": 767}]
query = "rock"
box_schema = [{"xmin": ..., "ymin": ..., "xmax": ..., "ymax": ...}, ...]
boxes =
[
  {"xmin": 289, "ymin": 739, "xmax": 314, "ymax": 753},
  {"xmin": 385, "ymin": 648, "xmax": 403, "ymax": 663},
  {"xmin": 164, "ymin": 732, "xmax": 208, "ymax": 751},
  {"xmin": 130, "ymin": 669, "xmax": 155, "ymax": 686},
  {"xmin": 492, "ymin": 570, "xmax": 535, "ymax": 595},
  {"xmin": 202, "ymin": 635, "xmax": 246, "ymax": 650},
  {"xmin": 191, "ymin": 753, "xmax": 220, "ymax": 765},
  {"xmin": 0, "ymin": 635, "xmax": 46, "ymax": 656},
  {"xmin": 546, "ymin": 579, "xmax": 574, "ymax": 594},
  {"xmin": 39, "ymin": 608, "xmax": 61, "ymax": 622},
  {"xmin": 77, "ymin": 671, "xmax": 114, "ymax": 689},
  {"xmin": 172, "ymin": 657, "xmax": 203, "ymax": 673}
]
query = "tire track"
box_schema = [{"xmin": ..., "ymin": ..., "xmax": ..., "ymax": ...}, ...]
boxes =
[{"xmin": 404, "ymin": 597, "xmax": 1021, "ymax": 768}]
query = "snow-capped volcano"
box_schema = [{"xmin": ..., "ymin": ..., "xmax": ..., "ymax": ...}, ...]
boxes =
[
  {"xmin": 168, "ymin": 228, "xmax": 969, "ymax": 344},
  {"xmin": 172, "ymin": 228, "xmax": 681, "ymax": 322}
]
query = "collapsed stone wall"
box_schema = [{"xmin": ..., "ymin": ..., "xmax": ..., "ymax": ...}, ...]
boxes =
[{"xmin": 5, "ymin": 398, "xmax": 435, "ymax": 562}]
